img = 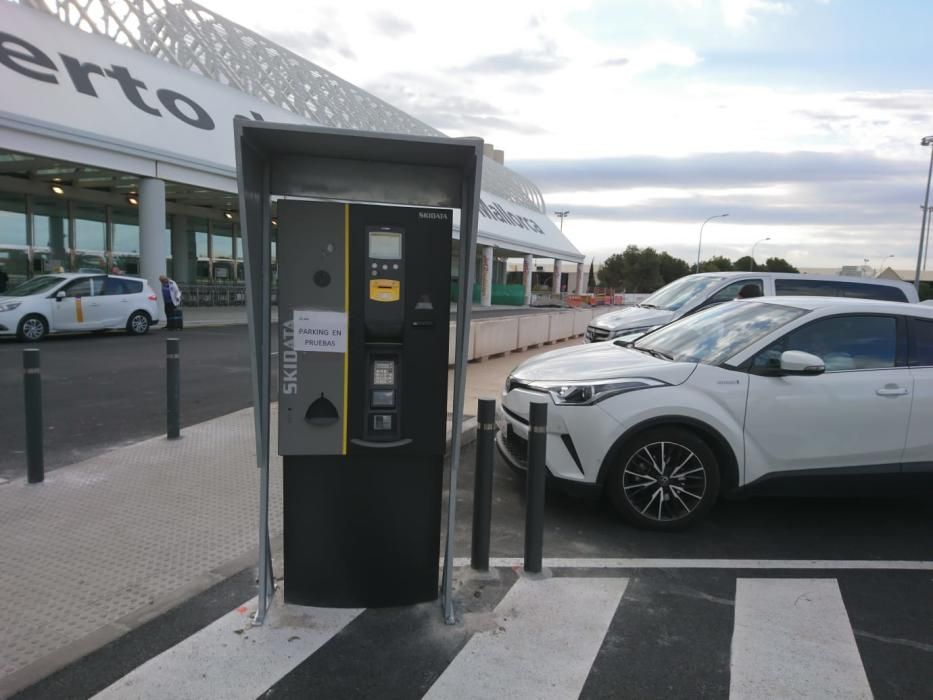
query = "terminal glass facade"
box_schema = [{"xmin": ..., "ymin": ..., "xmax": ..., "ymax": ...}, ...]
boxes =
[{"xmin": 0, "ymin": 191, "xmax": 258, "ymax": 289}]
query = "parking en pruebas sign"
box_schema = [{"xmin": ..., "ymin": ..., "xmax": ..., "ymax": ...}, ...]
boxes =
[{"xmin": 293, "ymin": 310, "xmax": 347, "ymax": 353}]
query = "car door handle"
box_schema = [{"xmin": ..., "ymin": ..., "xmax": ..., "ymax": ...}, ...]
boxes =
[{"xmin": 876, "ymin": 386, "xmax": 909, "ymax": 397}]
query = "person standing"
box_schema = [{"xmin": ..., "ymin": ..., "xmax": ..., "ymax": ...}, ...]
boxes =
[
  {"xmin": 159, "ymin": 275, "xmax": 182, "ymax": 329},
  {"xmin": 0, "ymin": 266, "xmax": 8, "ymax": 294}
]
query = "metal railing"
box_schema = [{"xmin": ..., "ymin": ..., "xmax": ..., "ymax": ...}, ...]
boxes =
[{"xmin": 177, "ymin": 283, "xmax": 277, "ymax": 307}]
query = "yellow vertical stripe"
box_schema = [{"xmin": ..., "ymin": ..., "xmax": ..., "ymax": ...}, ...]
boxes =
[
  {"xmin": 342, "ymin": 204, "xmax": 349, "ymax": 455},
  {"xmin": 75, "ymin": 297, "xmax": 84, "ymax": 323}
]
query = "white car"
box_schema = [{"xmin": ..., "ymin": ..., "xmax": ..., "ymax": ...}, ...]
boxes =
[
  {"xmin": 0, "ymin": 273, "xmax": 161, "ymax": 341},
  {"xmin": 585, "ymin": 272, "xmax": 919, "ymax": 343},
  {"xmin": 498, "ymin": 297, "xmax": 933, "ymax": 530}
]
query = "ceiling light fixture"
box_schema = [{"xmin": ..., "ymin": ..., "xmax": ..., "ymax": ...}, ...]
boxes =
[
  {"xmin": 224, "ymin": 211, "xmax": 234, "ymax": 220},
  {"xmin": 127, "ymin": 194, "xmax": 139, "ymax": 206},
  {"xmin": 50, "ymin": 184, "xmax": 65, "ymax": 196}
]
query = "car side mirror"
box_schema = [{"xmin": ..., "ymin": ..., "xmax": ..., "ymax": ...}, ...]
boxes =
[
  {"xmin": 780, "ymin": 350, "xmax": 825, "ymax": 376},
  {"xmin": 55, "ymin": 290, "xmax": 66, "ymax": 301}
]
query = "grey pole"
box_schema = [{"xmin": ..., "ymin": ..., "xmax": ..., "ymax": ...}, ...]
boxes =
[
  {"xmin": 166, "ymin": 338, "xmax": 180, "ymax": 439},
  {"xmin": 441, "ymin": 152, "xmax": 483, "ymax": 624},
  {"xmin": 750, "ymin": 237, "xmax": 770, "ymax": 270},
  {"xmin": 695, "ymin": 213, "xmax": 729, "ymax": 272},
  {"xmin": 23, "ymin": 349, "xmax": 43, "ymax": 484},
  {"xmin": 923, "ymin": 205, "xmax": 933, "ymax": 272},
  {"xmin": 913, "ymin": 137, "xmax": 933, "ymax": 291},
  {"xmin": 471, "ymin": 398, "xmax": 496, "ymax": 571},
  {"xmin": 524, "ymin": 401, "xmax": 548, "ymax": 574}
]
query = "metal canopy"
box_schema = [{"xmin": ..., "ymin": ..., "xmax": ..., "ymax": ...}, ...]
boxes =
[{"xmin": 234, "ymin": 118, "xmax": 483, "ymax": 625}]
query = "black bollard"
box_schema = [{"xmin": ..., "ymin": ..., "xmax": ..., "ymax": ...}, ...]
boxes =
[
  {"xmin": 23, "ymin": 348, "xmax": 44, "ymax": 484},
  {"xmin": 471, "ymin": 398, "xmax": 497, "ymax": 571},
  {"xmin": 166, "ymin": 338, "xmax": 180, "ymax": 439},
  {"xmin": 524, "ymin": 401, "xmax": 547, "ymax": 573}
]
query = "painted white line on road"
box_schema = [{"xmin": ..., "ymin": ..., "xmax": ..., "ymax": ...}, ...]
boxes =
[
  {"xmin": 425, "ymin": 577, "xmax": 627, "ymax": 700},
  {"xmin": 92, "ymin": 597, "xmax": 362, "ymax": 700},
  {"xmin": 730, "ymin": 578, "xmax": 872, "ymax": 699},
  {"xmin": 452, "ymin": 557, "xmax": 933, "ymax": 570}
]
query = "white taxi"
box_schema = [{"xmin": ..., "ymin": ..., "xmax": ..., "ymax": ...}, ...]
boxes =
[{"xmin": 0, "ymin": 273, "xmax": 161, "ymax": 341}]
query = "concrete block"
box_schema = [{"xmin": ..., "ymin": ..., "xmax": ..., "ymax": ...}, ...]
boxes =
[
  {"xmin": 548, "ymin": 311, "xmax": 575, "ymax": 342},
  {"xmin": 517, "ymin": 314, "xmax": 549, "ymax": 349},
  {"xmin": 473, "ymin": 318, "xmax": 519, "ymax": 359},
  {"xmin": 573, "ymin": 309, "xmax": 593, "ymax": 335},
  {"xmin": 448, "ymin": 321, "xmax": 475, "ymax": 365}
]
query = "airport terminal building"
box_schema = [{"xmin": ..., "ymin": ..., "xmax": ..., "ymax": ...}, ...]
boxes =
[{"xmin": 0, "ymin": 0, "xmax": 584, "ymax": 305}]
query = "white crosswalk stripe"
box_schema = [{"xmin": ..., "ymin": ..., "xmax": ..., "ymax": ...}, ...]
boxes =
[
  {"xmin": 425, "ymin": 577, "xmax": 628, "ymax": 700},
  {"xmin": 86, "ymin": 570, "xmax": 928, "ymax": 699},
  {"xmin": 730, "ymin": 578, "xmax": 873, "ymax": 699},
  {"xmin": 91, "ymin": 598, "xmax": 362, "ymax": 700}
]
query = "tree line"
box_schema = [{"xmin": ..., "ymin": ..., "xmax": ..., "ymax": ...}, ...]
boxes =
[{"xmin": 594, "ymin": 245, "xmax": 798, "ymax": 293}]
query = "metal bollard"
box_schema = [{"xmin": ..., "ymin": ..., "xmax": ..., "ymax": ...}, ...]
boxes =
[
  {"xmin": 23, "ymin": 349, "xmax": 44, "ymax": 483},
  {"xmin": 166, "ymin": 338, "xmax": 180, "ymax": 439},
  {"xmin": 471, "ymin": 398, "xmax": 497, "ymax": 571},
  {"xmin": 524, "ymin": 401, "xmax": 547, "ymax": 573}
]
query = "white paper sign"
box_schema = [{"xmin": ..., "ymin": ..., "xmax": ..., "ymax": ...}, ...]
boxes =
[{"xmin": 293, "ymin": 310, "xmax": 347, "ymax": 353}]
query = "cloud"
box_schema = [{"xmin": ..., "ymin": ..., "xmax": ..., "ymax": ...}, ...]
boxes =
[
  {"xmin": 459, "ymin": 47, "xmax": 567, "ymax": 75},
  {"xmin": 602, "ymin": 57, "xmax": 630, "ymax": 67},
  {"xmin": 261, "ymin": 28, "xmax": 356, "ymax": 60},
  {"xmin": 510, "ymin": 151, "xmax": 918, "ymax": 191},
  {"xmin": 370, "ymin": 12, "xmax": 414, "ymax": 37},
  {"xmin": 721, "ymin": 0, "xmax": 794, "ymax": 29},
  {"xmin": 365, "ymin": 80, "xmax": 547, "ymax": 135}
]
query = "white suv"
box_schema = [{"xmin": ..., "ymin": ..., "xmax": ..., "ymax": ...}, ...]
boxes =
[
  {"xmin": 498, "ymin": 297, "xmax": 933, "ymax": 530},
  {"xmin": 585, "ymin": 272, "xmax": 919, "ymax": 343},
  {"xmin": 0, "ymin": 273, "xmax": 161, "ymax": 341}
]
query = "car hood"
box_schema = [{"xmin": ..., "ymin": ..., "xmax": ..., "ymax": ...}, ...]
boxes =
[
  {"xmin": 509, "ymin": 342, "xmax": 696, "ymax": 385},
  {"xmin": 591, "ymin": 306, "xmax": 676, "ymax": 330}
]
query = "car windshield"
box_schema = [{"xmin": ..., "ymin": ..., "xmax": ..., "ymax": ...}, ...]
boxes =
[
  {"xmin": 5, "ymin": 276, "xmax": 65, "ymax": 297},
  {"xmin": 640, "ymin": 275, "xmax": 723, "ymax": 311},
  {"xmin": 630, "ymin": 301, "xmax": 808, "ymax": 365}
]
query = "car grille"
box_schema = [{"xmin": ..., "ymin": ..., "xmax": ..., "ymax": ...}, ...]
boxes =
[
  {"xmin": 585, "ymin": 325, "xmax": 610, "ymax": 342},
  {"xmin": 501, "ymin": 425, "xmax": 529, "ymax": 469}
]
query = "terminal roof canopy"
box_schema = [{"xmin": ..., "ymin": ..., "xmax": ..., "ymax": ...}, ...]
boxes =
[{"xmin": 0, "ymin": 0, "xmax": 582, "ymax": 264}]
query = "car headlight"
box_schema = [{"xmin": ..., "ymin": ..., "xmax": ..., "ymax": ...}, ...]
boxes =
[
  {"xmin": 529, "ymin": 378, "xmax": 667, "ymax": 406},
  {"xmin": 0, "ymin": 302, "xmax": 21, "ymax": 312}
]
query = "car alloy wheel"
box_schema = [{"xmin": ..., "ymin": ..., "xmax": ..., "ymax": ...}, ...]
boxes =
[
  {"xmin": 18, "ymin": 315, "xmax": 48, "ymax": 342},
  {"xmin": 609, "ymin": 427, "xmax": 720, "ymax": 530},
  {"xmin": 128, "ymin": 312, "xmax": 150, "ymax": 335},
  {"xmin": 622, "ymin": 441, "xmax": 706, "ymax": 521}
]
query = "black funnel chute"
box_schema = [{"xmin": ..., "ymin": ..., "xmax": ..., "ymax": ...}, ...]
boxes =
[{"xmin": 306, "ymin": 393, "xmax": 338, "ymax": 426}]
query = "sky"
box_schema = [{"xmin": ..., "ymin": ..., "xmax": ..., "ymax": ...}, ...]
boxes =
[{"xmin": 202, "ymin": 0, "xmax": 933, "ymax": 272}]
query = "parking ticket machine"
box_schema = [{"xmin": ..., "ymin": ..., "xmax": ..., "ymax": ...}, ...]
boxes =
[{"xmin": 276, "ymin": 200, "xmax": 452, "ymax": 607}]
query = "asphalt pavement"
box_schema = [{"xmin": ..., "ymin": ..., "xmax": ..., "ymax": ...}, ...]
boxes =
[
  {"xmin": 0, "ymin": 326, "xmax": 272, "ymax": 482},
  {"xmin": 10, "ymin": 432, "xmax": 933, "ymax": 699}
]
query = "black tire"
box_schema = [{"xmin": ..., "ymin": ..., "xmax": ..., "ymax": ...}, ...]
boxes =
[
  {"xmin": 17, "ymin": 314, "xmax": 48, "ymax": 342},
  {"xmin": 607, "ymin": 427, "xmax": 720, "ymax": 531},
  {"xmin": 126, "ymin": 310, "xmax": 151, "ymax": 336}
]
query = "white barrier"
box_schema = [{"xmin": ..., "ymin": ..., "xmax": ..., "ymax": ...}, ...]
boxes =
[
  {"xmin": 473, "ymin": 318, "xmax": 520, "ymax": 358},
  {"xmin": 572, "ymin": 308, "xmax": 593, "ymax": 335},
  {"xmin": 448, "ymin": 320, "xmax": 476, "ymax": 365},
  {"xmin": 517, "ymin": 314, "xmax": 550, "ymax": 349},
  {"xmin": 447, "ymin": 306, "xmax": 625, "ymax": 364},
  {"xmin": 548, "ymin": 311, "xmax": 575, "ymax": 343}
]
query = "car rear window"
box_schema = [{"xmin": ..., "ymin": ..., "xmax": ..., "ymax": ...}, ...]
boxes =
[
  {"xmin": 104, "ymin": 277, "xmax": 143, "ymax": 294},
  {"xmin": 774, "ymin": 278, "xmax": 908, "ymax": 302}
]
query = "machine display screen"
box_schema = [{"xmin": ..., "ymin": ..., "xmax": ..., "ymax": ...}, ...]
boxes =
[{"xmin": 369, "ymin": 231, "xmax": 402, "ymax": 259}]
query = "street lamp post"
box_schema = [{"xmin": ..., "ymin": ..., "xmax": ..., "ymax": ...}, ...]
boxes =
[
  {"xmin": 695, "ymin": 213, "xmax": 729, "ymax": 272},
  {"xmin": 750, "ymin": 236, "xmax": 770, "ymax": 270},
  {"xmin": 913, "ymin": 137, "xmax": 933, "ymax": 291},
  {"xmin": 554, "ymin": 210, "xmax": 570, "ymax": 232}
]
